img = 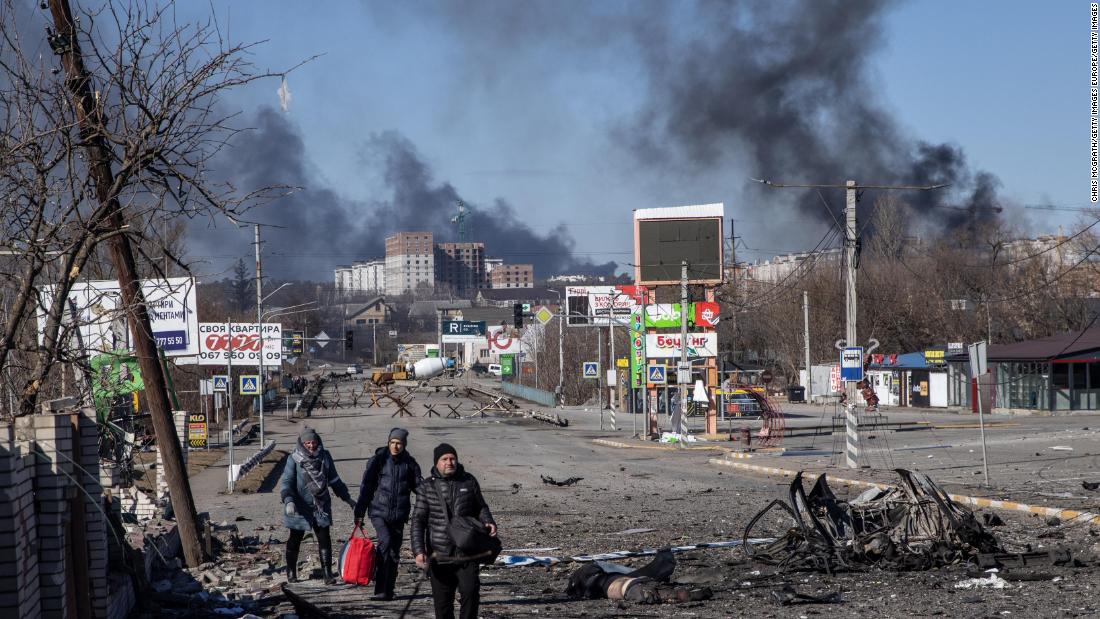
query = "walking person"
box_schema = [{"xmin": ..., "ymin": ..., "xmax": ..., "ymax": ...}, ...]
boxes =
[
  {"xmin": 281, "ymin": 427, "xmax": 356, "ymax": 584},
  {"xmin": 411, "ymin": 443, "xmax": 497, "ymax": 619},
  {"xmin": 353, "ymin": 427, "xmax": 422, "ymax": 601}
]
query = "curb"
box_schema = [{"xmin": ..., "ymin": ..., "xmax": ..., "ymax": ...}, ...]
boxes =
[
  {"xmin": 591, "ymin": 438, "xmax": 728, "ymax": 452},
  {"xmin": 707, "ymin": 457, "xmax": 1100, "ymax": 524}
]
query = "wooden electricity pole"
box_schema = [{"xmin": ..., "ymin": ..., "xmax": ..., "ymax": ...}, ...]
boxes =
[{"xmin": 47, "ymin": 0, "xmax": 204, "ymax": 566}]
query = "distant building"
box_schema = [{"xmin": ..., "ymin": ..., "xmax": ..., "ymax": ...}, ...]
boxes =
[
  {"xmin": 335, "ymin": 259, "xmax": 385, "ymax": 295},
  {"xmin": 743, "ymin": 248, "xmax": 842, "ymax": 284},
  {"xmin": 435, "ymin": 242, "xmax": 486, "ymax": 295},
  {"xmin": 489, "ymin": 264, "xmax": 534, "ymax": 288},
  {"xmin": 385, "ymin": 232, "xmax": 435, "ymax": 295},
  {"xmin": 343, "ymin": 296, "xmax": 393, "ymax": 327}
]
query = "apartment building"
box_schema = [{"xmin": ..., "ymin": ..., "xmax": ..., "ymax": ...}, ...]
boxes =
[
  {"xmin": 489, "ymin": 263, "xmax": 534, "ymax": 288},
  {"xmin": 435, "ymin": 242, "xmax": 486, "ymax": 295},
  {"xmin": 385, "ymin": 232, "xmax": 435, "ymax": 295}
]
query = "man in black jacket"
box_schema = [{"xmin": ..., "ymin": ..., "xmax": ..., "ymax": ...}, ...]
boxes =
[
  {"xmin": 353, "ymin": 428, "xmax": 421, "ymax": 601},
  {"xmin": 411, "ymin": 443, "xmax": 496, "ymax": 619}
]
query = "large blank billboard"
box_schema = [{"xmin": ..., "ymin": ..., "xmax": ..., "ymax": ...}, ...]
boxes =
[{"xmin": 635, "ymin": 216, "xmax": 724, "ymax": 285}]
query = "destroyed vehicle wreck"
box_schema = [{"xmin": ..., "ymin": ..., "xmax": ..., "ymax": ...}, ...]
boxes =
[{"xmin": 744, "ymin": 469, "xmax": 1002, "ymax": 573}]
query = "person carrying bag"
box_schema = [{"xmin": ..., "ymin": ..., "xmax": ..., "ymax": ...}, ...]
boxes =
[{"xmin": 411, "ymin": 444, "xmax": 497, "ymax": 619}]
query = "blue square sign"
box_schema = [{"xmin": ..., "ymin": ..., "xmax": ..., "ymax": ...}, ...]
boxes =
[
  {"xmin": 840, "ymin": 347, "xmax": 864, "ymax": 382},
  {"xmin": 212, "ymin": 375, "xmax": 228, "ymax": 393},
  {"xmin": 239, "ymin": 374, "xmax": 260, "ymax": 395},
  {"xmin": 647, "ymin": 364, "xmax": 666, "ymax": 384},
  {"xmin": 582, "ymin": 362, "xmax": 599, "ymax": 379}
]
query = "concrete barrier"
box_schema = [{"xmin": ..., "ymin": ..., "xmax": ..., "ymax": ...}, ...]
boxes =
[{"xmin": 229, "ymin": 439, "xmax": 277, "ymax": 486}]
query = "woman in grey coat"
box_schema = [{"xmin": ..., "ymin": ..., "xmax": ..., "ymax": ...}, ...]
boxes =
[{"xmin": 280, "ymin": 427, "xmax": 355, "ymax": 584}]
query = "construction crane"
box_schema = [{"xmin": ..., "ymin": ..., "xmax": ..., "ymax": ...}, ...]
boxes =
[{"xmin": 451, "ymin": 201, "xmax": 468, "ymax": 242}]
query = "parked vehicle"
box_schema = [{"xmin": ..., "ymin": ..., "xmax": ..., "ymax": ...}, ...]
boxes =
[
  {"xmin": 346, "ymin": 364, "xmax": 362, "ymax": 375},
  {"xmin": 487, "ymin": 364, "xmax": 502, "ymax": 377}
]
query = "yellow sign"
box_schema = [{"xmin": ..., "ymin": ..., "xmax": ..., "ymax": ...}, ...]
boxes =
[
  {"xmin": 924, "ymin": 349, "xmax": 945, "ymax": 365},
  {"xmin": 616, "ymin": 358, "xmax": 629, "ymax": 368}
]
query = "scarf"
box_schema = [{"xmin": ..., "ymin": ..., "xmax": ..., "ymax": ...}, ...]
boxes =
[{"xmin": 292, "ymin": 442, "xmax": 330, "ymax": 499}]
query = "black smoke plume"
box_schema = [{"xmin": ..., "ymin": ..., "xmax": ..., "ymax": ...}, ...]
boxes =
[
  {"xmin": 187, "ymin": 107, "xmax": 615, "ymax": 280},
  {"xmin": 625, "ymin": 0, "xmax": 1001, "ymax": 233}
]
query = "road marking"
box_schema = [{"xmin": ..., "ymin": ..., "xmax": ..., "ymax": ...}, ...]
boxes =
[
  {"xmin": 706, "ymin": 457, "xmax": 1100, "ymax": 524},
  {"xmin": 591, "ymin": 438, "xmax": 728, "ymax": 452}
]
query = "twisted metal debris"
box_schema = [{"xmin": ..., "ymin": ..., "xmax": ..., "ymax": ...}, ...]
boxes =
[{"xmin": 744, "ymin": 469, "xmax": 1001, "ymax": 573}]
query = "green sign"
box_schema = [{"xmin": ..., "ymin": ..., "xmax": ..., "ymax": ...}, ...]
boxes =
[
  {"xmin": 629, "ymin": 309, "xmax": 645, "ymax": 388},
  {"xmin": 643, "ymin": 303, "xmax": 694, "ymax": 328},
  {"xmin": 500, "ymin": 354, "xmax": 515, "ymax": 377}
]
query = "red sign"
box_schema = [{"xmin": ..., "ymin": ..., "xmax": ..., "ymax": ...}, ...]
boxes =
[
  {"xmin": 694, "ymin": 302, "xmax": 720, "ymax": 327},
  {"xmin": 203, "ymin": 333, "xmax": 262, "ymax": 352}
]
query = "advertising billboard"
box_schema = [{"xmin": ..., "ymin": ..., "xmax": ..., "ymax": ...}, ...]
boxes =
[
  {"xmin": 197, "ymin": 323, "xmax": 282, "ymax": 367},
  {"xmin": 644, "ymin": 333, "xmax": 718, "ymax": 358},
  {"xmin": 565, "ymin": 286, "xmax": 638, "ymax": 327},
  {"xmin": 633, "ymin": 204, "xmax": 725, "ymax": 285},
  {"xmin": 441, "ymin": 320, "xmax": 486, "ymax": 343},
  {"xmin": 38, "ymin": 277, "xmax": 199, "ymax": 357}
]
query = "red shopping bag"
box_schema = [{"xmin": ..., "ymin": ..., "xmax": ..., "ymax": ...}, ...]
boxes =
[{"xmin": 339, "ymin": 524, "xmax": 375, "ymax": 585}]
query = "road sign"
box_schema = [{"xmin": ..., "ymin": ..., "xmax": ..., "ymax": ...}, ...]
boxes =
[
  {"xmin": 315, "ymin": 330, "xmax": 330, "ymax": 348},
  {"xmin": 521, "ymin": 303, "xmax": 532, "ymax": 314},
  {"xmin": 840, "ymin": 347, "xmax": 864, "ymax": 382},
  {"xmin": 500, "ymin": 354, "xmax": 515, "ymax": 377},
  {"xmin": 583, "ymin": 362, "xmax": 599, "ymax": 379},
  {"xmin": 968, "ymin": 341, "xmax": 987, "ymax": 376},
  {"xmin": 389, "ymin": 330, "xmax": 398, "ymax": 337},
  {"xmin": 212, "ymin": 375, "xmax": 228, "ymax": 393},
  {"xmin": 647, "ymin": 364, "xmax": 667, "ymax": 384},
  {"xmin": 535, "ymin": 306, "xmax": 554, "ymax": 325},
  {"xmin": 239, "ymin": 374, "xmax": 260, "ymax": 395}
]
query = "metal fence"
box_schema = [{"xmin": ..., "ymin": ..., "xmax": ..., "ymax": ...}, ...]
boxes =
[{"xmin": 501, "ymin": 381, "xmax": 556, "ymax": 408}]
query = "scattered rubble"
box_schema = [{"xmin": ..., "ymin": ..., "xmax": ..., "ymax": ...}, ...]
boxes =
[
  {"xmin": 542, "ymin": 475, "xmax": 583, "ymax": 487},
  {"xmin": 770, "ymin": 584, "xmax": 843, "ymax": 606}
]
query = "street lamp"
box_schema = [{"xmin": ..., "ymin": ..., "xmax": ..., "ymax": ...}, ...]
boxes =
[
  {"xmin": 548, "ymin": 288, "xmax": 564, "ymax": 407},
  {"xmin": 257, "ymin": 282, "xmax": 294, "ymax": 447}
]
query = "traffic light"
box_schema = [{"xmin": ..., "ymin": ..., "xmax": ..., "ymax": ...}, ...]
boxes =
[
  {"xmin": 345, "ymin": 330, "xmax": 354, "ymax": 350},
  {"xmin": 513, "ymin": 303, "xmax": 524, "ymax": 328}
]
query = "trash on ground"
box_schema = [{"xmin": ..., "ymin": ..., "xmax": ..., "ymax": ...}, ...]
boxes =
[
  {"xmin": 542, "ymin": 475, "xmax": 584, "ymax": 486},
  {"xmin": 771, "ymin": 584, "xmax": 843, "ymax": 606},
  {"xmin": 955, "ymin": 571, "xmax": 1007, "ymax": 589},
  {"xmin": 659, "ymin": 432, "xmax": 700, "ymax": 444},
  {"xmin": 1050, "ymin": 446, "xmax": 1074, "ymax": 451},
  {"xmin": 1082, "ymin": 481, "xmax": 1100, "ymax": 491},
  {"xmin": 496, "ymin": 539, "xmax": 772, "ymax": 567},
  {"xmin": 743, "ymin": 469, "xmax": 1001, "ymax": 573}
]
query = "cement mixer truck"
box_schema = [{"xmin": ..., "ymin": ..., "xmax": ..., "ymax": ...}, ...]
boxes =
[{"xmin": 407, "ymin": 356, "xmax": 456, "ymax": 380}]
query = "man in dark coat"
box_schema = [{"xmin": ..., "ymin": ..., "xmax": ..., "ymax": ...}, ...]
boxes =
[
  {"xmin": 353, "ymin": 427, "xmax": 421, "ymax": 601},
  {"xmin": 411, "ymin": 443, "xmax": 496, "ymax": 619}
]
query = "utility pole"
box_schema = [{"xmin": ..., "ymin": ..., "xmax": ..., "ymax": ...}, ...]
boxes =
[
  {"xmin": 843, "ymin": 181, "xmax": 860, "ymax": 467},
  {"xmin": 677, "ymin": 260, "xmax": 689, "ymax": 435},
  {"xmin": 255, "ymin": 225, "xmax": 265, "ymax": 447},
  {"xmin": 755, "ymin": 177, "xmax": 945, "ymax": 469},
  {"xmin": 227, "ymin": 317, "xmax": 235, "ymax": 492},
  {"xmin": 803, "ymin": 290, "xmax": 812, "ymax": 398},
  {"xmin": 608, "ymin": 323, "xmax": 614, "ymax": 411},
  {"xmin": 47, "ymin": 0, "xmax": 203, "ymax": 566},
  {"xmin": 558, "ymin": 311, "xmax": 564, "ymax": 408}
]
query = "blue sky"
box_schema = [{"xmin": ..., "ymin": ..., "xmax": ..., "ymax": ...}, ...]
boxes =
[{"xmin": 171, "ymin": 0, "xmax": 1089, "ymax": 278}]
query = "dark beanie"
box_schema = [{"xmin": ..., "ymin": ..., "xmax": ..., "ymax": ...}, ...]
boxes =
[
  {"xmin": 300, "ymin": 427, "xmax": 320, "ymax": 443},
  {"xmin": 389, "ymin": 427, "xmax": 409, "ymax": 444},
  {"xmin": 433, "ymin": 443, "xmax": 457, "ymax": 463}
]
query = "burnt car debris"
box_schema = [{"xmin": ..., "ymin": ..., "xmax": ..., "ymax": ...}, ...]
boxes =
[{"xmin": 743, "ymin": 469, "xmax": 1004, "ymax": 573}]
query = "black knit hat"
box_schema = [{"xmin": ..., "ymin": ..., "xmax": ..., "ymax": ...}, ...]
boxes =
[
  {"xmin": 300, "ymin": 427, "xmax": 320, "ymax": 444},
  {"xmin": 433, "ymin": 443, "xmax": 457, "ymax": 463}
]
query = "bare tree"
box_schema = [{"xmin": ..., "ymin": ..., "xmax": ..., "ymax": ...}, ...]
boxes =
[{"xmin": 0, "ymin": 0, "xmax": 299, "ymax": 419}]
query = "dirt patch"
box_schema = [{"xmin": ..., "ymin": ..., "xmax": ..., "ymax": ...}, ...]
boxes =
[
  {"xmin": 131, "ymin": 447, "xmax": 226, "ymax": 496},
  {"xmin": 233, "ymin": 449, "xmax": 290, "ymax": 494}
]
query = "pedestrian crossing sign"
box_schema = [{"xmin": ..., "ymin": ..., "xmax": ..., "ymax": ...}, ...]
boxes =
[
  {"xmin": 647, "ymin": 364, "xmax": 667, "ymax": 384},
  {"xmin": 582, "ymin": 362, "xmax": 599, "ymax": 379},
  {"xmin": 239, "ymin": 375, "xmax": 260, "ymax": 395},
  {"xmin": 212, "ymin": 375, "xmax": 228, "ymax": 393}
]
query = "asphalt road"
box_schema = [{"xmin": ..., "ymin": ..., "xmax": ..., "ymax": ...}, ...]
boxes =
[{"xmin": 186, "ymin": 378, "xmax": 1100, "ymax": 617}]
